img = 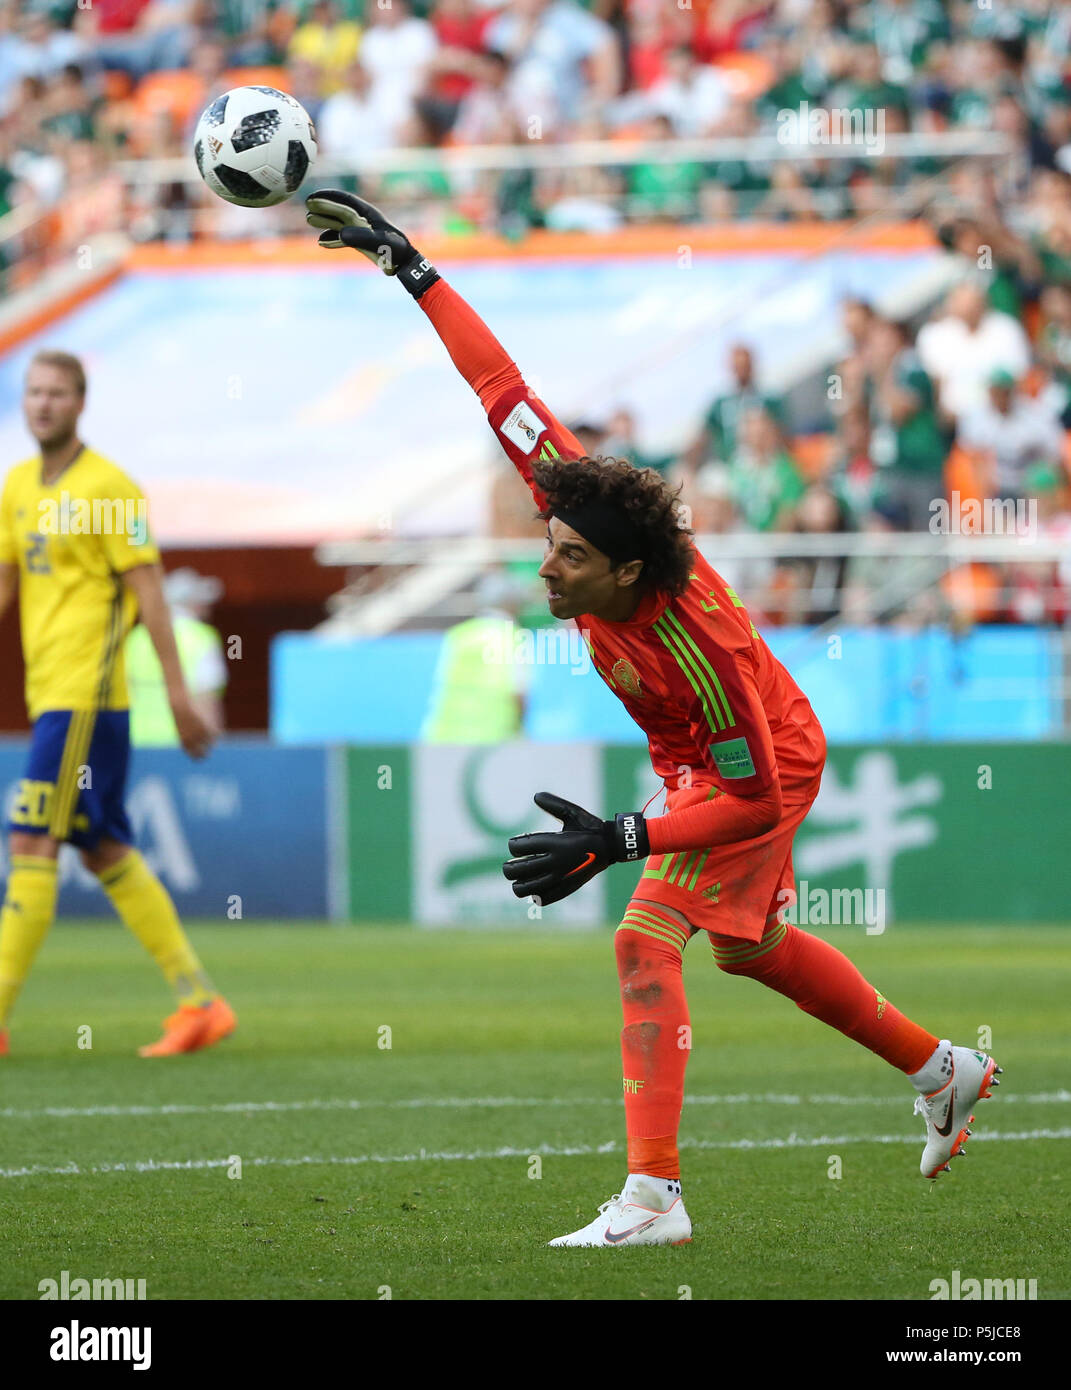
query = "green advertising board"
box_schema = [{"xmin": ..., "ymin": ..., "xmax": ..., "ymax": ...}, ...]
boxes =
[
  {"xmin": 344, "ymin": 746, "xmax": 411, "ymax": 920},
  {"xmin": 345, "ymin": 743, "xmax": 1071, "ymax": 926},
  {"xmin": 605, "ymin": 743, "xmax": 1071, "ymax": 925}
]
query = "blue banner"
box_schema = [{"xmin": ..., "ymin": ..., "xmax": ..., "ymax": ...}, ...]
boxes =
[
  {"xmin": 0, "ymin": 740, "xmax": 330, "ymax": 919},
  {"xmin": 273, "ymin": 625, "xmax": 1059, "ymax": 745}
]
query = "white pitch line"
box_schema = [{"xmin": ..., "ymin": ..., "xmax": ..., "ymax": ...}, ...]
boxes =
[
  {"xmin": 0, "ymin": 1090, "xmax": 1067, "ymax": 1122},
  {"xmin": 1, "ymin": 1127, "xmax": 1069, "ymax": 1180}
]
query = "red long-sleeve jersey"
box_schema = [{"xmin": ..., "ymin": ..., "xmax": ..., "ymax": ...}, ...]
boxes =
[{"xmin": 418, "ymin": 278, "xmax": 827, "ymax": 853}]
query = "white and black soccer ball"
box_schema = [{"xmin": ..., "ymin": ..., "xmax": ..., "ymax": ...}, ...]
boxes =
[{"xmin": 193, "ymin": 86, "xmax": 317, "ymax": 208}]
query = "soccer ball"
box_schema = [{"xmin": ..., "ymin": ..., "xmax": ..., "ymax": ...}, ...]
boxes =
[{"xmin": 193, "ymin": 86, "xmax": 317, "ymax": 208}]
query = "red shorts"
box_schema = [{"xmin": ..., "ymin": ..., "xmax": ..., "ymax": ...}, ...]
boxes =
[{"xmin": 629, "ymin": 778, "xmax": 821, "ymax": 942}]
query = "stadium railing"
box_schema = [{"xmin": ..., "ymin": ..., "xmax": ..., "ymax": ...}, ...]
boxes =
[
  {"xmin": 1, "ymin": 127, "xmax": 1015, "ymax": 294},
  {"xmin": 272, "ymin": 531, "xmax": 1071, "ymax": 744},
  {"xmin": 315, "ymin": 531, "xmax": 1071, "ymax": 640},
  {"xmin": 117, "ymin": 129, "xmax": 1018, "ymax": 233}
]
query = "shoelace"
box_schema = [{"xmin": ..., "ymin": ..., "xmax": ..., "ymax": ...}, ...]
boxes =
[
  {"xmin": 597, "ymin": 1194, "xmax": 627, "ymax": 1217},
  {"xmin": 913, "ymin": 1092, "xmax": 951, "ymax": 1122}
]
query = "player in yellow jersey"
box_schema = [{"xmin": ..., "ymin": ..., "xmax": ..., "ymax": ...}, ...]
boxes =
[{"xmin": 0, "ymin": 350, "xmax": 237, "ymax": 1057}]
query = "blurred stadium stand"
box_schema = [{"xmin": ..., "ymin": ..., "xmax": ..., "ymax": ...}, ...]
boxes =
[{"xmin": 1, "ymin": 0, "xmax": 1070, "ymax": 742}]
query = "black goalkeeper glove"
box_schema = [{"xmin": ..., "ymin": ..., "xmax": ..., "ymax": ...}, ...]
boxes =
[
  {"xmin": 305, "ymin": 189, "xmax": 440, "ymax": 300},
  {"xmin": 502, "ymin": 791, "xmax": 650, "ymax": 907}
]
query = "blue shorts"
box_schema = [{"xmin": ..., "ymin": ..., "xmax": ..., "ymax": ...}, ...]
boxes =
[{"xmin": 7, "ymin": 710, "xmax": 133, "ymax": 850}]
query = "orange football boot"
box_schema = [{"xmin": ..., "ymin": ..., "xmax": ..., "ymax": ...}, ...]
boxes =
[{"xmin": 138, "ymin": 998, "xmax": 236, "ymax": 1057}]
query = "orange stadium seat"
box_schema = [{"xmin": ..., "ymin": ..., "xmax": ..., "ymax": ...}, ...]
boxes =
[
  {"xmin": 1023, "ymin": 298, "xmax": 1041, "ymax": 342},
  {"xmin": 945, "ymin": 443, "xmax": 986, "ymax": 517},
  {"xmin": 223, "ymin": 67, "xmax": 289, "ymax": 93},
  {"xmin": 131, "ymin": 67, "xmax": 289, "ymax": 137},
  {"xmin": 791, "ymin": 433, "xmax": 834, "ymax": 481},
  {"xmin": 133, "ymin": 70, "xmax": 205, "ymax": 126},
  {"xmin": 711, "ymin": 53, "xmax": 775, "ymax": 100},
  {"xmin": 941, "ymin": 563, "xmax": 1002, "ymax": 624},
  {"xmin": 101, "ymin": 70, "xmax": 134, "ymax": 102}
]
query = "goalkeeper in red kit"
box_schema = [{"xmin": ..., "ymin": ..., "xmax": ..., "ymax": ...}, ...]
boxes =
[{"xmin": 307, "ymin": 191, "xmax": 1003, "ymax": 1247}]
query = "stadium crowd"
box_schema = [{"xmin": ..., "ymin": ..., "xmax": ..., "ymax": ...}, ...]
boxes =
[
  {"xmin": 1, "ymin": 0, "xmax": 1070, "ymax": 625},
  {"xmin": 4, "ymin": 1, "xmax": 1071, "ymax": 240}
]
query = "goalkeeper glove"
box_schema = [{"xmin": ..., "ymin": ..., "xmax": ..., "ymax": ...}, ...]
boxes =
[
  {"xmin": 502, "ymin": 791, "xmax": 650, "ymax": 906},
  {"xmin": 305, "ymin": 189, "xmax": 440, "ymax": 300}
]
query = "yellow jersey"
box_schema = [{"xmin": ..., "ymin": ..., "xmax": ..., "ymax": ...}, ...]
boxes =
[{"xmin": 0, "ymin": 445, "xmax": 160, "ymax": 721}]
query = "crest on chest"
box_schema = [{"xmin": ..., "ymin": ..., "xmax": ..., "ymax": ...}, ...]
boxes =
[{"xmin": 610, "ymin": 658, "xmax": 643, "ymax": 698}]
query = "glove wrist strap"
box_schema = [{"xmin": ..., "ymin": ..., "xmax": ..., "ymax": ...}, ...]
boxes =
[
  {"xmin": 397, "ymin": 249, "xmax": 440, "ymax": 301},
  {"xmin": 613, "ymin": 812, "xmax": 649, "ymax": 862}
]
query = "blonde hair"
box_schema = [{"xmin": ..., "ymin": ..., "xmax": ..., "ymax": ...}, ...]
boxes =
[{"xmin": 28, "ymin": 350, "xmax": 86, "ymax": 397}]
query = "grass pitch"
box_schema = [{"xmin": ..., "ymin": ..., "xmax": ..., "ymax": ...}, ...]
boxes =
[{"xmin": 1, "ymin": 923, "xmax": 1068, "ymax": 1301}]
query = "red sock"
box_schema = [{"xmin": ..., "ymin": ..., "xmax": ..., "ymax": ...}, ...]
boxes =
[
  {"xmin": 712, "ymin": 919, "xmax": 938, "ymax": 1074},
  {"xmin": 616, "ymin": 909, "xmax": 692, "ymax": 1179}
]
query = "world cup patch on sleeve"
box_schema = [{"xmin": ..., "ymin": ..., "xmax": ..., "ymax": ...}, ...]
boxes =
[
  {"xmin": 500, "ymin": 401, "xmax": 546, "ymax": 455},
  {"xmin": 709, "ymin": 736, "xmax": 756, "ymax": 779}
]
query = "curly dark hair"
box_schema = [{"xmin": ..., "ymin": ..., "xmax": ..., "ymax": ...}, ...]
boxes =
[{"xmin": 532, "ymin": 456, "xmax": 695, "ymax": 597}]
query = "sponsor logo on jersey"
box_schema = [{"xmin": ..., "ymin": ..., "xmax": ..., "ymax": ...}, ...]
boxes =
[
  {"xmin": 500, "ymin": 401, "xmax": 546, "ymax": 455},
  {"xmin": 709, "ymin": 735, "xmax": 756, "ymax": 779},
  {"xmin": 611, "ymin": 658, "xmax": 642, "ymax": 698}
]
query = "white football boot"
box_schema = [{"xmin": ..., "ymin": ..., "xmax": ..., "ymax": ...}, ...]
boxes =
[
  {"xmin": 913, "ymin": 1041, "xmax": 1002, "ymax": 1179},
  {"xmin": 548, "ymin": 1175, "xmax": 692, "ymax": 1247}
]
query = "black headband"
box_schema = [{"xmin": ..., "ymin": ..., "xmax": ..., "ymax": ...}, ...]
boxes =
[{"xmin": 551, "ymin": 505, "xmax": 649, "ymax": 565}]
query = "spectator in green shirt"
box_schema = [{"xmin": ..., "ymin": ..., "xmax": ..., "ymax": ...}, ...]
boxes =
[
  {"xmin": 685, "ymin": 343, "xmax": 785, "ymax": 474},
  {"xmin": 848, "ymin": 0, "xmax": 948, "ymax": 81},
  {"xmin": 213, "ymin": 0, "xmax": 288, "ymax": 65},
  {"xmin": 755, "ymin": 33, "xmax": 824, "ymax": 131},
  {"xmin": 627, "ymin": 114, "xmax": 702, "ymax": 221},
  {"xmin": 829, "ymin": 404, "xmax": 880, "ymax": 525},
  {"xmin": 828, "ymin": 42, "xmax": 911, "ymax": 123},
  {"xmin": 1038, "ymin": 283, "xmax": 1071, "ymax": 427},
  {"xmin": 41, "ymin": 65, "xmax": 97, "ymax": 145},
  {"xmin": 0, "ymin": 159, "xmax": 14, "ymax": 220},
  {"xmin": 1034, "ymin": 218, "xmax": 1071, "ymax": 291},
  {"xmin": 700, "ymin": 98, "xmax": 771, "ymax": 220},
  {"xmin": 946, "ymin": 37, "xmax": 1022, "ymax": 130},
  {"xmin": 930, "ymin": 210, "xmax": 1042, "ymax": 320},
  {"xmin": 724, "ymin": 408, "xmax": 807, "ymax": 533},
  {"xmin": 601, "ymin": 408, "xmax": 676, "ymax": 478},
  {"xmin": 863, "ymin": 316, "xmax": 950, "ymax": 528}
]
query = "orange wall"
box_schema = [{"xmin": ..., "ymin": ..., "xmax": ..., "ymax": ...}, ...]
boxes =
[{"xmin": 0, "ymin": 547, "xmax": 340, "ymax": 733}]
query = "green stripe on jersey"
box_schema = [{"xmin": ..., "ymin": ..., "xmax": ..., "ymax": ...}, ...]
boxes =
[
  {"xmin": 662, "ymin": 609, "xmax": 735, "ymax": 729},
  {"xmin": 653, "ymin": 616, "xmax": 725, "ymax": 736}
]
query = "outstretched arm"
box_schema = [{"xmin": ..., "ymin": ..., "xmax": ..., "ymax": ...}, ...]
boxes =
[
  {"xmin": 306, "ymin": 190, "xmax": 585, "ymax": 507},
  {"xmin": 417, "ymin": 279, "xmax": 587, "ymax": 505}
]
